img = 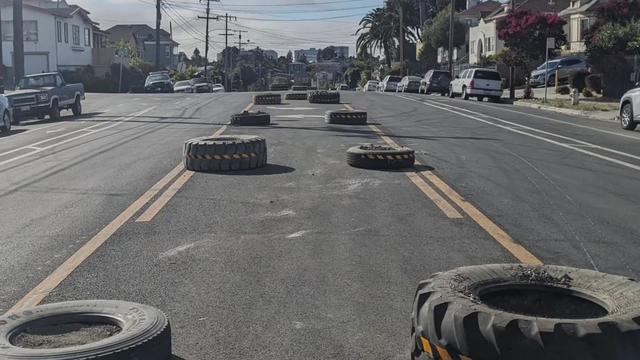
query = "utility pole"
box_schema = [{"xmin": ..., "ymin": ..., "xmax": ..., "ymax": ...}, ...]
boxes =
[
  {"xmin": 13, "ymin": 0, "xmax": 24, "ymax": 82},
  {"xmin": 399, "ymin": 3, "xmax": 405, "ymax": 75},
  {"xmin": 217, "ymin": 13, "xmax": 237, "ymax": 91},
  {"xmin": 508, "ymin": 0, "xmax": 516, "ymax": 99},
  {"xmin": 448, "ymin": 0, "xmax": 454, "ymax": 75},
  {"xmin": 198, "ymin": 0, "xmax": 221, "ymax": 80},
  {"xmin": 0, "ymin": 5, "xmax": 4, "ymax": 93},
  {"xmin": 155, "ymin": 0, "xmax": 161, "ymax": 70},
  {"xmin": 236, "ymin": 30, "xmax": 248, "ymax": 51}
]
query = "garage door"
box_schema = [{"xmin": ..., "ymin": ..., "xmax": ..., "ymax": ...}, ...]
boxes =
[{"xmin": 25, "ymin": 54, "xmax": 49, "ymax": 76}]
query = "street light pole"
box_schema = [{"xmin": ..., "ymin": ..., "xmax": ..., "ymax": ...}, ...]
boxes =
[{"xmin": 448, "ymin": 0, "xmax": 454, "ymax": 74}]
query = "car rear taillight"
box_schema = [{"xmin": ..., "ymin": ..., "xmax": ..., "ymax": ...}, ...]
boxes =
[{"xmin": 470, "ymin": 80, "xmax": 475, "ymax": 89}]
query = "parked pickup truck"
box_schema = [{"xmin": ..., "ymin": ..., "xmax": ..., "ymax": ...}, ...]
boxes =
[{"xmin": 6, "ymin": 72, "xmax": 84, "ymax": 124}]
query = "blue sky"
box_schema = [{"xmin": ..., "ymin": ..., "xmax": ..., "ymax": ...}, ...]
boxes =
[{"xmin": 75, "ymin": 0, "xmax": 385, "ymax": 58}]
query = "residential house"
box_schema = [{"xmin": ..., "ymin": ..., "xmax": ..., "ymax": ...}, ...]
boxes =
[
  {"xmin": 436, "ymin": 0, "xmax": 500, "ymax": 69},
  {"xmin": 263, "ymin": 50, "xmax": 277, "ymax": 60},
  {"xmin": 1, "ymin": 0, "xmax": 99, "ymax": 81},
  {"xmin": 106, "ymin": 24, "xmax": 179, "ymax": 69},
  {"xmin": 334, "ymin": 46, "xmax": 349, "ymax": 59},
  {"xmin": 468, "ymin": 0, "xmax": 570, "ymax": 65},
  {"xmin": 558, "ymin": 0, "xmax": 602, "ymax": 53}
]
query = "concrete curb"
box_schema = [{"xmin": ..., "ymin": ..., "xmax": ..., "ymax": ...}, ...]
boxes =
[{"xmin": 514, "ymin": 100, "xmax": 618, "ymax": 123}]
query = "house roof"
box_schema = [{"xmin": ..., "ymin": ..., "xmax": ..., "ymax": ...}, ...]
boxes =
[
  {"xmin": 559, "ymin": 0, "xmax": 603, "ymax": 16},
  {"xmin": 107, "ymin": 24, "xmax": 178, "ymax": 46},
  {"xmin": 459, "ymin": 1, "xmax": 501, "ymax": 18},
  {"xmin": 486, "ymin": 0, "xmax": 569, "ymax": 20}
]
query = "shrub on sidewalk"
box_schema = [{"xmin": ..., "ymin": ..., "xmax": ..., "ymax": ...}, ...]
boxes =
[
  {"xmin": 556, "ymin": 85, "xmax": 571, "ymax": 95},
  {"xmin": 582, "ymin": 88, "xmax": 594, "ymax": 97},
  {"xmin": 586, "ymin": 74, "xmax": 603, "ymax": 94},
  {"xmin": 523, "ymin": 81, "xmax": 534, "ymax": 99},
  {"xmin": 569, "ymin": 70, "xmax": 589, "ymax": 92}
]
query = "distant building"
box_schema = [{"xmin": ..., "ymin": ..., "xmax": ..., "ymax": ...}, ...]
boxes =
[
  {"xmin": 106, "ymin": 24, "xmax": 179, "ymax": 69},
  {"xmin": 334, "ymin": 46, "xmax": 349, "ymax": 58},
  {"xmin": 559, "ymin": 0, "xmax": 603, "ymax": 53},
  {"xmin": 294, "ymin": 48, "xmax": 318, "ymax": 63},
  {"xmin": 263, "ymin": 50, "xmax": 278, "ymax": 60}
]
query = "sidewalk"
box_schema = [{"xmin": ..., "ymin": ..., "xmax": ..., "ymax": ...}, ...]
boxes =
[{"xmin": 510, "ymin": 87, "xmax": 619, "ymax": 122}]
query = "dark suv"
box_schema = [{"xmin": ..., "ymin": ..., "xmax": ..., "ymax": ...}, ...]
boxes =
[
  {"xmin": 144, "ymin": 72, "xmax": 173, "ymax": 93},
  {"xmin": 419, "ymin": 70, "xmax": 452, "ymax": 95}
]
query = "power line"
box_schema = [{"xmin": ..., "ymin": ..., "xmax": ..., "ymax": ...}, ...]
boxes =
[{"xmin": 170, "ymin": 0, "xmax": 380, "ymax": 7}]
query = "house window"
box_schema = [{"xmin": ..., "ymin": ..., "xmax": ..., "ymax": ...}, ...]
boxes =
[
  {"xmin": 487, "ymin": 37, "xmax": 493, "ymax": 51},
  {"xmin": 84, "ymin": 28, "xmax": 91, "ymax": 46},
  {"xmin": 579, "ymin": 18, "xmax": 590, "ymax": 40},
  {"xmin": 64, "ymin": 23, "xmax": 69, "ymax": 43},
  {"xmin": 72, "ymin": 25, "xmax": 80, "ymax": 45},
  {"xmin": 57, "ymin": 21, "xmax": 62, "ymax": 42},
  {"xmin": 471, "ymin": 40, "xmax": 475, "ymax": 54},
  {"xmin": 1, "ymin": 20, "xmax": 38, "ymax": 41},
  {"xmin": 571, "ymin": 0, "xmax": 579, "ymax": 7},
  {"xmin": 165, "ymin": 45, "xmax": 170, "ymax": 58}
]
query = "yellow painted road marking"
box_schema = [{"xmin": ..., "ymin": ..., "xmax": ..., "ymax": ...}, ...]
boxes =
[
  {"xmin": 9, "ymin": 163, "xmax": 185, "ymax": 312},
  {"xmin": 422, "ymin": 170, "xmax": 543, "ymax": 265},
  {"xmin": 406, "ymin": 172, "xmax": 463, "ymax": 219},
  {"xmin": 344, "ymin": 103, "xmax": 354, "ymax": 111},
  {"xmin": 436, "ymin": 346, "xmax": 454, "ymax": 360},
  {"xmin": 213, "ymin": 125, "xmax": 228, "ymax": 137},
  {"xmin": 420, "ymin": 337, "xmax": 434, "ymax": 357},
  {"xmin": 136, "ymin": 171, "xmax": 195, "ymax": 223},
  {"xmin": 243, "ymin": 103, "xmax": 255, "ymax": 112},
  {"xmin": 369, "ymin": 122, "xmax": 542, "ymax": 265}
]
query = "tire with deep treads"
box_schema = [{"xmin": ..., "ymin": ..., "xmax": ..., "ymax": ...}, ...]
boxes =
[
  {"xmin": 253, "ymin": 93, "xmax": 281, "ymax": 105},
  {"xmin": 347, "ymin": 144, "xmax": 414, "ymax": 169},
  {"xmin": 230, "ymin": 111, "xmax": 271, "ymax": 126},
  {"xmin": 285, "ymin": 92, "xmax": 308, "ymax": 100},
  {"xmin": 412, "ymin": 264, "xmax": 640, "ymax": 360},
  {"xmin": 0, "ymin": 300, "xmax": 171, "ymax": 360},
  {"xmin": 291, "ymin": 85, "xmax": 308, "ymax": 91},
  {"xmin": 308, "ymin": 91, "xmax": 340, "ymax": 104},
  {"xmin": 184, "ymin": 135, "xmax": 267, "ymax": 172},
  {"xmin": 325, "ymin": 110, "xmax": 367, "ymax": 125},
  {"xmin": 270, "ymin": 84, "xmax": 289, "ymax": 91}
]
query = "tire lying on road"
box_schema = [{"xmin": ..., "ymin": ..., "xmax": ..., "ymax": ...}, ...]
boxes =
[
  {"xmin": 308, "ymin": 90, "xmax": 340, "ymax": 104},
  {"xmin": 347, "ymin": 144, "xmax": 414, "ymax": 169},
  {"xmin": 291, "ymin": 85, "xmax": 308, "ymax": 91},
  {"xmin": 284, "ymin": 92, "xmax": 308, "ymax": 100},
  {"xmin": 184, "ymin": 135, "xmax": 267, "ymax": 172},
  {"xmin": 325, "ymin": 110, "xmax": 367, "ymax": 125},
  {"xmin": 230, "ymin": 111, "xmax": 271, "ymax": 126},
  {"xmin": 253, "ymin": 93, "xmax": 281, "ymax": 105},
  {"xmin": 411, "ymin": 264, "xmax": 640, "ymax": 360},
  {"xmin": 0, "ymin": 300, "xmax": 171, "ymax": 360}
]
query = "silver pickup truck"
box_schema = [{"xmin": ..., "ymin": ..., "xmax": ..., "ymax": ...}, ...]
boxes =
[{"xmin": 6, "ymin": 72, "xmax": 84, "ymax": 124}]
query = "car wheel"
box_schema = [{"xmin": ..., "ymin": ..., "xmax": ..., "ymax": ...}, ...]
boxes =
[
  {"xmin": 621, "ymin": 103, "xmax": 637, "ymax": 130},
  {"xmin": 448, "ymin": 86, "xmax": 455, "ymax": 98},
  {"xmin": 49, "ymin": 100, "xmax": 61, "ymax": 121},
  {"xmin": 477, "ymin": 96, "xmax": 485, "ymax": 102},
  {"xmin": 72, "ymin": 97, "xmax": 82, "ymax": 116},
  {"xmin": 462, "ymin": 86, "xmax": 469, "ymax": 100},
  {"xmin": 0, "ymin": 111, "xmax": 11, "ymax": 133},
  {"xmin": 547, "ymin": 74, "xmax": 556, "ymax": 87}
]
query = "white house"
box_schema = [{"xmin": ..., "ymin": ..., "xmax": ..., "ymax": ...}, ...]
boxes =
[
  {"xmin": 558, "ymin": 0, "xmax": 603, "ymax": 53},
  {"xmin": 1, "ymin": 0, "xmax": 98, "ymax": 79}
]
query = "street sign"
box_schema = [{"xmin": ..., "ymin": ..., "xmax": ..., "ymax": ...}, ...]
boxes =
[{"xmin": 546, "ymin": 37, "xmax": 555, "ymax": 49}]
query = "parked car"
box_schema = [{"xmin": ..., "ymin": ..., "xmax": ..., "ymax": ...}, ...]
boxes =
[
  {"xmin": 379, "ymin": 75, "xmax": 402, "ymax": 92},
  {"xmin": 191, "ymin": 78, "xmax": 213, "ymax": 93},
  {"xmin": 0, "ymin": 95, "xmax": 12, "ymax": 133},
  {"xmin": 397, "ymin": 76, "xmax": 422, "ymax": 93},
  {"xmin": 338, "ymin": 84, "xmax": 350, "ymax": 91},
  {"xmin": 449, "ymin": 68, "xmax": 503, "ymax": 102},
  {"xmin": 420, "ymin": 70, "xmax": 452, "ymax": 95},
  {"xmin": 173, "ymin": 80, "xmax": 194, "ymax": 93},
  {"xmin": 620, "ymin": 83, "xmax": 640, "ymax": 130},
  {"xmin": 211, "ymin": 84, "xmax": 226, "ymax": 93},
  {"xmin": 364, "ymin": 80, "xmax": 379, "ymax": 92},
  {"xmin": 144, "ymin": 73, "xmax": 173, "ymax": 93},
  {"xmin": 6, "ymin": 72, "xmax": 85, "ymax": 123},
  {"xmin": 530, "ymin": 57, "xmax": 589, "ymax": 87}
]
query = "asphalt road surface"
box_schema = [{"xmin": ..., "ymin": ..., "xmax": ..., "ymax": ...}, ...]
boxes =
[{"xmin": 1, "ymin": 90, "xmax": 639, "ymax": 359}]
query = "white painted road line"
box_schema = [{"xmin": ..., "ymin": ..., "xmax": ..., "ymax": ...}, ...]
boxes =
[
  {"xmin": 0, "ymin": 107, "xmax": 155, "ymax": 167},
  {"xmin": 398, "ymin": 95, "xmax": 640, "ymax": 172}
]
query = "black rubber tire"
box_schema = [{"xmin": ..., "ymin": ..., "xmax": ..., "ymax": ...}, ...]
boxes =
[
  {"xmin": 477, "ymin": 96, "xmax": 484, "ymax": 102},
  {"xmin": 448, "ymin": 86, "xmax": 455, "ymax": 98},
  {"xmin": 184, "ymin": 135, "xmax": 267, "ymax": 172},
  {"xmin": 291, "ymin": 85, "xmax": 308, "ymax": 91},
  {"xmin": 37, "ymin": 115, "xmax": 46, "ymax": 120},
  {"xmin": 269, "ymin": 84, "xmax": 289, "ymax": 91},
  {"xmin": 347, "ymin": 144, "xmax": 415, "ymax": 170},
  {"xmin": 621, "ymin": 103, "xmax": 637, "ymax": 130},
  {"xmin": 325, "ymin": 110, "xmax": 367, "ymax": 125},
  {"xmin": 72, "ymin": 97, "xmax": 82, "ymax": 116},
  {"xmin": 0, "ymin": 300, "xmax": 171, "ymax": 360},
  {"xmin": 253, "ymin": 93, "xmax": 281, "ymax": 105},
  {"xmin": 308, "ymin": 91, "xmax": 340, "ymax": 104},
  {"xmin": 49, "ymin": 100, "xmax": 61, "ymax": 121},
  {"xmin": 230, "ymin": 111, "xmax": 271, "ymax": 126},
  {"xmin": 412, "ymin": 264, "xmax": 640, "ymax": 360},
  {"xmin": 462, "ymin": 86, "xmax": 470, "ymax": 100},
  {"xmin": 284, "ymin": 92, "xmax": 308, "ymax": 100},
  {"xmin": 490, "ymin": 96, "xmax": 501, "ymax": 103}
]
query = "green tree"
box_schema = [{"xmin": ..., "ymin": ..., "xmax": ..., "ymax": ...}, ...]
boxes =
[
  {"xmin": 191, "ymin": 48, "xmax": 206, "ymax": 67},
  {"xmin": 418, "ymin": 6, "xmax": 465, "ymax": 68},
  {"xmin": 318, "ymin": 46, "xmax": 338, "ymax": 61},
  {"xmin": 232, "ymin": 62, "xmax": 258, "ymax": 91},
  {"xmin": 286, "ymin": 50, "xmax": 293, "ymax": 63},
  {"xmin": 344, "ymin": 66, "xmax": 362, "ymax": 88}
]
